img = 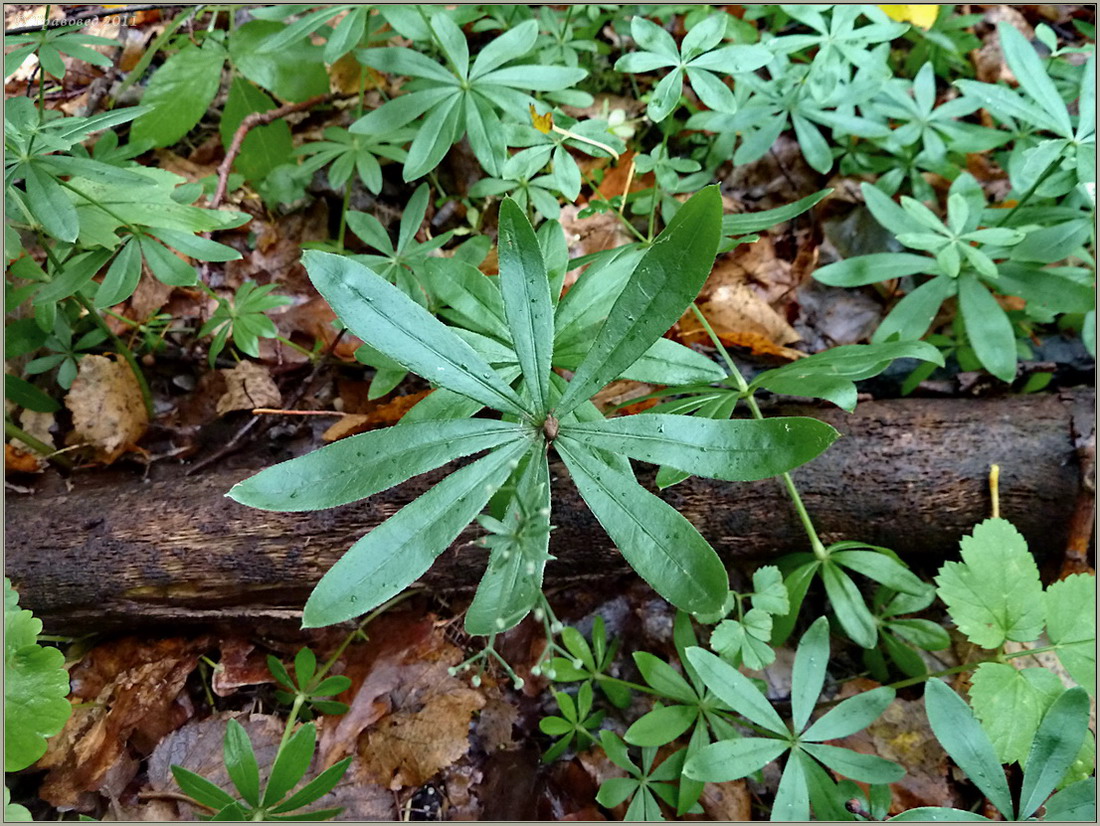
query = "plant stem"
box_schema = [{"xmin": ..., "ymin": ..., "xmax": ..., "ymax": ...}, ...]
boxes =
[
  {"xmin": 73, "ymin": 290, "xmax": 156, "ymax": 419},
  {"xmin": 5, "ymin": 420, "xmax": 73, "ymax": 468},
  {"xmin": 336, "ymin": 183, "xmax": 352, "ymax": 250},
  {"xmin": 577, "ymin": 167, "xmax": 648, "ymax": 243},
  {"xmin": 314, "ymin": 591, "xmax": 416, "ymax": 684},
  {"xmin": 995, "ymin": 158, "xmax": 1060, "ymax": 227},
  {"xmin": 690, "ymin": 303, "xmax": 828, "ymax": 559}
]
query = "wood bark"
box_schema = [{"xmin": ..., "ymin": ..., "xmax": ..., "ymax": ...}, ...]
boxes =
[{"xmin": 6, "ymin": 390, "xmax": 1092, "ymax": 632}]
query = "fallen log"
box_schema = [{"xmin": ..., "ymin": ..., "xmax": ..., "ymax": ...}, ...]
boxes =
[{"xmin": 6, "ymin": 390, "xmax": 1093, "ymax": 632}]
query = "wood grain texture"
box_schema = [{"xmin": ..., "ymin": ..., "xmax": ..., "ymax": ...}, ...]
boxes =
[{"xmin": 7, "ymin": 390, "xmax": 1091, "ymax": 631}]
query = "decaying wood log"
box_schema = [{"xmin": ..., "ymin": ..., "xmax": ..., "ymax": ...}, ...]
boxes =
[{"xmin": 6, "ymin": 390, "xmax": 1092, "ymax": 632}]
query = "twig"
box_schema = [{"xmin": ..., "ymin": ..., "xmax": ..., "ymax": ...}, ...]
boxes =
[
  {"xmin": 251, "ymin": 408, "xmax": 345, "ymax": 416},
  {"xmin": 4, "ymin": 5, "xmax": 188, "ymax": 35},
  {"xmin": 136, "ymin": 790, "xmax": 216, "ymax": 813},
  {"xmin": 5, "ymin": 421, "xmax": 73, "ymax": 470},
  {"xmin": 211, "ymin": 94, "xmax": 332, "ymax": 208}
]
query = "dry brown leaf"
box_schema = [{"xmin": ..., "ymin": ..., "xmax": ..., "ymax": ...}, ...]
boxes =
[
  {"xmin": 317, "ymin": 613, "xmax": 486, "ymax": 791},
  {"xmin": 5, "ymin": 443, "xmax": 42, "ymax": 474},
  {"xmin": 691, "ymin": 779, "xmax": 751, "ymax": 821},
  {"xmin": 972, "ymin": 6, "xmax": 1034, "ymax": 84},
  {"xmin": 38, "ymin": 636, "xmax": 209, "ymax": 811},
  {"xmin": 590, "ymin": 380, "xmax": 658, "ymax": 414},
  {"xmin": 216, "ymin": 360, "xmax": 281, "ymax": 416},
  {"xmin": 322, "ymin": 390, "xmax": 433, "ymax": 441},
  {"xmin": 211, "ymin": 637, "xmax": 277, "ymax": 698},
  {"xmin": 475, "ymin": 696, "xmax": 519, "ymax": 753},
  {"xmin": 64, "ymin": 355, "xmax": 149, "ymax": 463},
  {"xmin": 363, "ymin": 687, "xmax": 485, "ymax": 789}
]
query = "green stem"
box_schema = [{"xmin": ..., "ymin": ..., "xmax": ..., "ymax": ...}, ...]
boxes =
[
  {"xmin": 689, "ymin": 303, "xmax": 827, "ymax": 559},
  {"xmin": 995, "ymin": 158, "xmax": 1060, "ymax": 227},
  {"xmin": 578, "ymin": 167, "xmax": 648, "ymax": 243},
  {"xmin": 73, "ymin": 290, "xmax": 156, "ymax": 419},
  {"xmin": 313, "ymin": 591, "xmax": 416, "ymax": 685},
  {"xmin": 337, "ymin": 183, "xmax": 352, "ymax": 250},
  {"xmin": 275, "ymin": 693, "xmax": 306, "ymax": 758},
  {"xmin": 273, "ymin": 335, "xmax": 315, "ymax": 360},
  {"xmin": 5, "ymin": 420, "xmax": 73, "ymax": 468}
]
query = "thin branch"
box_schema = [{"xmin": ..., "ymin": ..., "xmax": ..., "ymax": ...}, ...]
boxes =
[{"xmin": 211, "ymin": 94, "xmax": 332, "ymax": 209}]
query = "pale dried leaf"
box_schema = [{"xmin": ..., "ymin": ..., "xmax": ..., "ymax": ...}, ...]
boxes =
[
  {"xmin": 65, "ymin": 355, "xmax": 149, "ymax": 462},
  {"xmin": 216, "ymin": 361, "xmax": 281, "ymax": 416}
]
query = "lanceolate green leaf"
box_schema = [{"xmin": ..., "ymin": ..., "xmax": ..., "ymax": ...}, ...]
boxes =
[
  {"xmin": 958, "ymin": 273, "xmax": 1016, "ymax": 383},
  {"xmin": 685, "ymin": 647, "xmax": 788, "ymax": 735},
  {"xmin": 302, "ymin": 251, "xmax": 527, "ymax": 417},
  {"xmin": 923, "ymin": 678, "xmax": 1014, "ymax": 819},
  {"xmin": 497, "ymin": 198, "xmax": 554, "ymax": 415},
  {"xmin": 556, "ymin": 438, "xmax": 728, "ymax": 614},
  {"xmin": 559, "ymin": 415, "xmax": 839, "ymax": 482},
  {"xmin": 228, "ymin": 419, "xmax": 529, "ymax": 511},
  {"xmin": 1018, "ymin": 688, "xmax": 1092, "ymax": 820},
  {"xmin": 302, "ymin": 440, "xmax": 530, "ymax": 628},
  {"xmin": 465, "ymin": 448, "xmax": 552, "ymax": 635},
  {"xmin": 555, "ymin": 186, "xmax": 722, "ymax": 417}
]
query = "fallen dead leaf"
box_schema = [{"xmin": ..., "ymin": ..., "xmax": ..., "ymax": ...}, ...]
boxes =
[
  {"xmin": 211, "ymin": 637, "xmax": 277, "ymax": 698},
  {"xmin": 692, "ymin": 779, "xmax": 752, "ymax": 821},
  {"xmin": 362, "ymin": 686, "xmax": 485, "ymax": 790},
  {"xmin": 5, "ymin": 443, "xmax": 42, "ymax": 474},
  {"xmin": 216, "ymin": 360, "xmax": 281, "ymax": 416},
  {"xmin": 310, "ymin": 612, "xmax": 491, "ymax": 795},
  {"xmin": 972, "ymin": 6, "xmax": 1035, "ymax": 85},
  {"xmin": 590, "ymin": 380, "xmax": 658, "ymax": 414},
  {"xmin": 38, "ymin": 636, "xmax": 210, "ymax": 811},
  {"xmin": 64, "ymin": 355, "xmax": 149, "ymax": 463},
  {"xmin": 475, "ymin": 696, "xmax": 518, "ymax": 753}
]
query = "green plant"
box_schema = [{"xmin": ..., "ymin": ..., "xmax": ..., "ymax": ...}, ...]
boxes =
[
  {"xmin": 707, "ymin": 566, "xmax": 790, "ymax": 670},
  {"xmin": 862, "ymin": 584, "xmax": 951, "ymax": 682},
  {"xmin": 4, "ymin": 22, "xmax": 115, "ymax": 83},
  {"xmin": 596, "ymin": 731, "xmax": 700, "ymax": 819},
  {"xmin": 170, "ymin": 718, "xmax": 351, "ymax": 821},
  {"xmin": 199, "ymin": 280, "xmax": 294, "ymax": 367},
  {"xmin": 684, "ymin": 617, "xmax": 903, "ymax": 820},
  {"xmin": 266, "ymin": 647, "xmax": 352, "ymax": 720},
  {"xmin": 5, "ymin": 578, "xmax": 72, "ymax": 820},
  {"xmin": 540, "ymin": 682, "xmax": 605, "ymax": 762},
  {"xmin": 890, "ymin": 679, "xmax": 1093, "ymax": 821},
  {"xmin": 228, "ymin": 187, "xmax": 840, "ymax": 631},
  {"xmin": 613, "ymin": 13, "xmax": 771, "ymax": 123},
  {"xmin": 353, "ymin": 16, "xmax": 588, "ymax": 180},
  {"xmin": 934, "ymin": 518, "xmax": 1095, "ymax": 770},
  {"xmin": 814, "ymin": 174, "xmax": 1038, "ymax": 383}
]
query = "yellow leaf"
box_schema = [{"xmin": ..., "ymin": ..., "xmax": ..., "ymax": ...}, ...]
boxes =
[
  {"xmin": 529, "ymin": 104, "xmax": 553, "ymax": 134},
  {"xmin": 879, "ymin": 4, "xmax": 940, "ymax": 29}
]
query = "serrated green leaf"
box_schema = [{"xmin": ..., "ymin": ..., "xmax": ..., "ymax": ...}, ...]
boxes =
[
  {"xmin": 559, "ymin": 415, "xmax": 838, "ymax": 482},
  {"xmin": 132, "ymin": 43, "xmax": 225, "ymax": 148},
  {"xmin": 751, "ymin": 566, "xmax": 790, "ymax": 615},
  {"xmin": 970, "ymin": 662, "xmax": 1064, "ymax": 766},
  {"xmin": 1045, "ymin": 573, "xmax": 1096, "ymax": 694},
  {"xmin": 555, "ymin": 186, "xmax": 721, "ymax": 417},
  {"xmin": 5, "ymin": 579, "xmax": 71, "ymax": 772},
  {"xmin": 935, "ymin": 518, "xmax": 1044, "ymax": 649},
  {"xmin": 228, "ymin": 419, "xmax": 526, "ymax": 511},
  {"xmin": 556, "ymin": 439, "xmax": 728, "ymax": 615},
  {"xmin": 302, "ymin": 441, "xmax": 528, "ymax": 627}
]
